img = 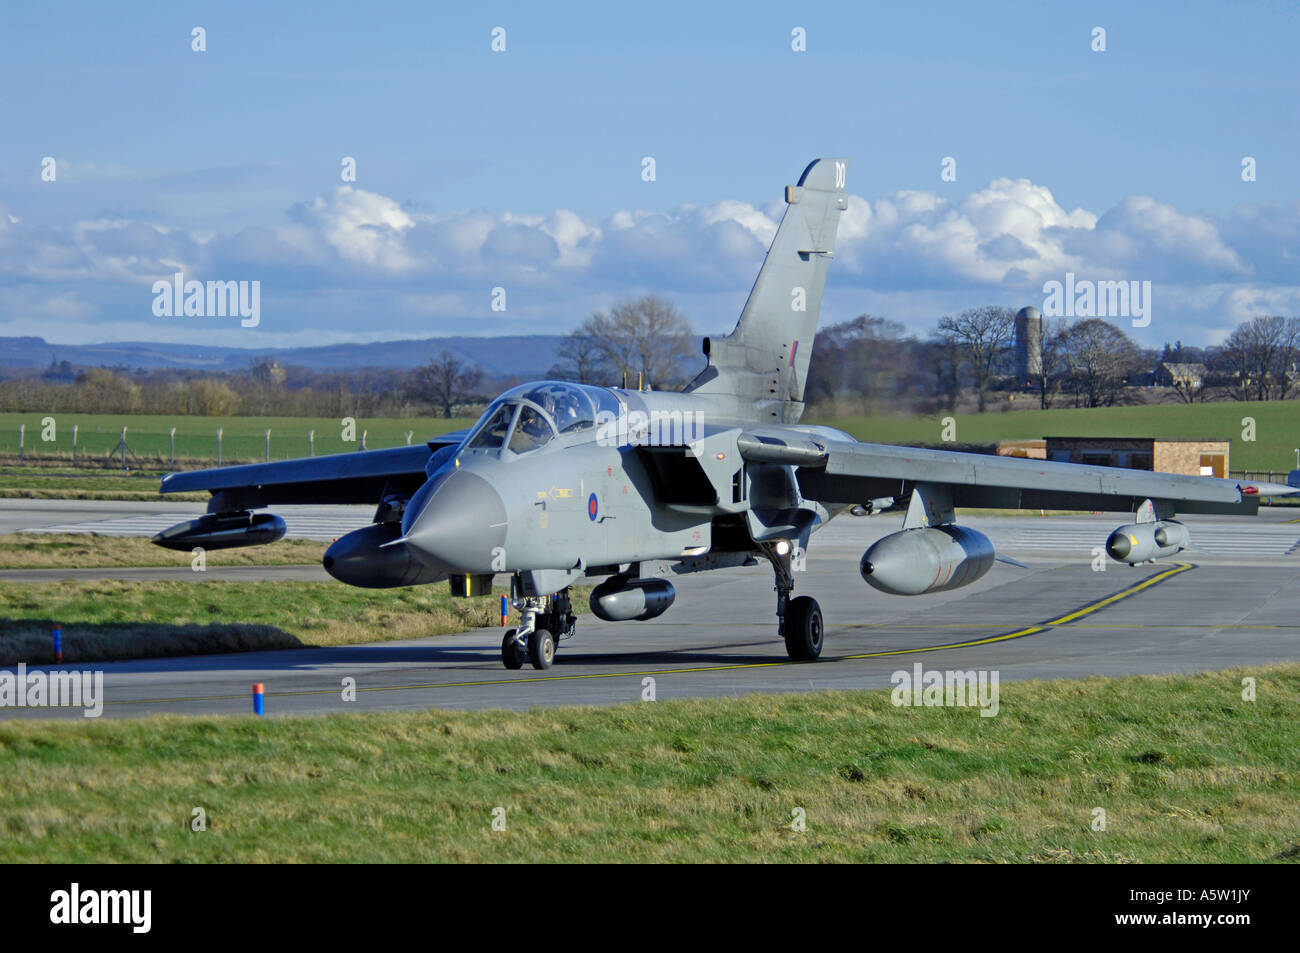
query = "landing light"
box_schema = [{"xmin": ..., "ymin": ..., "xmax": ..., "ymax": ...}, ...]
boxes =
[{"xmin": 775, "ymin": 540, "xmax": 791, "ymax": 556}]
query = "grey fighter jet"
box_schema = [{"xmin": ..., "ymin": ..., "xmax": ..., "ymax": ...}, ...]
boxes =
[{"xmin": 154, "ymin": 158, "xmax": 1298, "ymax": 670}]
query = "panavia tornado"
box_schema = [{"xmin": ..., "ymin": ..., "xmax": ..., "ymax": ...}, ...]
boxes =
[{"xmin": 154, "ymin": 158, "xmax": 1298, "ymax": 670}]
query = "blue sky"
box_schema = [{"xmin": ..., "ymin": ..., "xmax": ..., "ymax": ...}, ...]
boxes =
[{"xmin": 1, "ymin": 0, "xmax": 1297, "ymax": 349}]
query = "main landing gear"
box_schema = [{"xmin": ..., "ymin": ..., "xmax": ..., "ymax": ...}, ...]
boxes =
[
  {"xmin": 501, "ymin": 588, "xmax": 577, "ymax": 670},
  {"xmin": 783, "ymin": 594, "xmax": 824, "ymax": 661},
  {"xmin": 761, "ymin": 541, "xmax": 824, "ymax": 661},
  {"xmin": 498, "ymin": 554, "xmax": 824, "ymax": 667}
]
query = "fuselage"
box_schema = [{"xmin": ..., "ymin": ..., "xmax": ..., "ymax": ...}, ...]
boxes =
[{"xmin": 397, "ymin": 380, "xmax": 846, "ymax": 578}]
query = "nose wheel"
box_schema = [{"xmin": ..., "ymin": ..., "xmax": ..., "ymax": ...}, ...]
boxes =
[
  {"xmin": 500, "ymin": 588, "xmax": 573, "ymax": 670},
  {"xmin": 500, "ymin": 627, "xmax": 556, "ymax": 670},
  {"xmin": 501, "ymin": 629, "xmax": 525, "ymax": 669},
  {"xmin": 528, "ymin": 629, "xmax": 555, "ymax": 669}
]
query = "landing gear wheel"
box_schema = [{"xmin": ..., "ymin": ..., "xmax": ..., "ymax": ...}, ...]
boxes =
[
  {"xmin": 783, "ymin": 596, "xmax": 824, "ymax": 661},
  {"xmin": 528, "ymin": 628, "xmax": 555, "ymax": 670},
  {"xmin": 501, "ymin": 629, "xmax": 524, "ymax": 670}
]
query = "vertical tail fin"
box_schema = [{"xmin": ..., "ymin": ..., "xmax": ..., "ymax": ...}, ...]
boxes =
[{"xmin": 687, "ymin": 157, "xmax": 849, "ymax": 423}]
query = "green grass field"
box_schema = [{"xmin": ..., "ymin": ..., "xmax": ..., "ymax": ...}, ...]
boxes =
[
  {"xmin": 813, "ymin": 400, "xmax": 1300, "ymax": 475},
  {"xmin": 0, "ymin": 412, "xmax": 477, "ymax": 467},
  {"xmin": 1, "ymin": 666, "xmax": 1295, "ymax": 862},
  {"xmin": 1, "ymin": 402, "xmax": 1296, "ymax": 475}
]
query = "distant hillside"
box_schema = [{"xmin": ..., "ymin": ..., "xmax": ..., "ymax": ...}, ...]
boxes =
[{"xmin": 0, "ymin": 335, "xmax": 581, "ymax": 376}]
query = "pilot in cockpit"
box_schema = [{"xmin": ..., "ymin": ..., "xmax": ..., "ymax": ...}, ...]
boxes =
[{"xmin": 508, "ymin": 405, "xmax": 553, "ymax": 453}]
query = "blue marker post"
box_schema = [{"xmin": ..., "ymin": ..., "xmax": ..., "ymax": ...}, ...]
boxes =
[
  {"xmin": 53, "ymin": 626, "xmax": 62, "ymax": 664},
  {"xmin": 252, "ymin": 683, "xmax": 265, "ymax": 716},
  {"xmin": 500, "ymin": 595, "xmax": 508, "ymax": 627}
]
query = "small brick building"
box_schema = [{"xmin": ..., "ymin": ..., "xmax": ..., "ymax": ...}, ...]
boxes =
[
  {"xmin": 996, "ymin": 439, "xmax": 1047, "ymax": 459},
  {"xmin": 1043, "ymin": 437, "xmax": 1229, "ymax": 477}
]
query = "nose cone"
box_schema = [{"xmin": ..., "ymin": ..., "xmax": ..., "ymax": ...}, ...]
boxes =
[{"xmin": 403, "ymin": 470, "xmax": 507, "ymax": 572}]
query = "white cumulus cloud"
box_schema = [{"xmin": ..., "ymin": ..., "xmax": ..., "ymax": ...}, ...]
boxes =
[{"xmin": 1, "ymin": 176, "xmax": 1297, "ymax": 346}]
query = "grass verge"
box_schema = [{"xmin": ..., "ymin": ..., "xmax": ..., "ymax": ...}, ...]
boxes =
[
  {"xmin": 0, "ymin": 580, "xmax": 548, "ymax": 664},
  {"xmin": 0, "ymin": 466, "xmax": 204, "ymax": 501},
  {"xmin": 0, "ymin": 533, "xmax": 328, "ymax": 570},
  {"xmin": 0, "ymin": 666, "xmax": 1296, "ymax": 862}
]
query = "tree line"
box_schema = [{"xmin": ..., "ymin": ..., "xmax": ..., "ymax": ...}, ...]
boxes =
[
  {"xmin": 0, "ymin": 295, "xmax": 696, "ymax": 419},
  {"xmin": 2, "ymin": 297, "xmax": 1295, "ymax": 418},
  {"xmin": 547, "ymin": 298, "xmax": 1300, "ymax": 414},
  {"xmin": 805, "ymin": 309, "xmax": 1300, "ymax": 416},
  {"xmin": 0, "ymin": 359, "xmax": 490, "ymax": 419}
]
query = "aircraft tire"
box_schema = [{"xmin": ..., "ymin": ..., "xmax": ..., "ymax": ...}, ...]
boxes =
[
  {"xmin": 528, "ymin": 628, "xmax": 556, "ymax": 670},
  {"xmin": 783, "ymin": 596, "xmax": 824, "ymax": 661},
  {"xmin": 502, "ymin": 629, "xmax": 524, "ymax": 670}
]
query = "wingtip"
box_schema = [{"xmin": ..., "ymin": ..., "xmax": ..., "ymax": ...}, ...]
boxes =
[{"xmin": 1240, "ymin": 481, "xmax": 1300, "ymax": 499}]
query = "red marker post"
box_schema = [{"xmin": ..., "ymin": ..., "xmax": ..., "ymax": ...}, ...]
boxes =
[
  {"xmin": 252, "ymin": 683, "xmax": 265, "ymax": 716},
  {"xmin": 53, "ymin": 626, "xmax": 62, "ymax": 664},
  {"xmin": 500, "ymin": 595, "xmax": 508, "ymax": 626}
]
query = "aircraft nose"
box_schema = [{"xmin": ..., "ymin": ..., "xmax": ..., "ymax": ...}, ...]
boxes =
[{"xmin": 403, "ymin": 470, "xmax": 507, "ymax": 572}]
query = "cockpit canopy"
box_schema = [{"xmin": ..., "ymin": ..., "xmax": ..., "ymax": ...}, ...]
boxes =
[{"xmin": 462, "ymin": 381, "xmax": 623, "ymax": 456}]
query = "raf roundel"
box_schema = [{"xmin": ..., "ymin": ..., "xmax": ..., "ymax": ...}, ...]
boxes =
[{"xmin": 587, "ymin": 493, "xmax": 598, "ymax": 521}]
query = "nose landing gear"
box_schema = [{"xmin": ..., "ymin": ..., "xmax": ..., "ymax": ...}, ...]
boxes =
[
  {"xmin": 501, "ymin": 630, "xmax": 525, "ymax": 669},
  {"xmin": 500, "ymin": 588, "xmax": 576, "ymax": 670}
]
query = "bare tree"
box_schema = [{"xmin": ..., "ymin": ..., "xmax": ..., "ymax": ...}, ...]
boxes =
[
  {"xmin": 548, "ymin": 329, "xmax": 608, "ymax": 384},
  {"xmin": 1060, "ymin": 319, "xmax": 1141, "ymax": 408},
  {"xmin": 936, "ymin": 306, "xmax": 1014, "ymax": 412},
  {"xmin": 416, "ymin": 351, "xmax": 483, "ymax": 418},
  {"xmin": 1168, "ymin": 372, "xmax": 1204, "ymax": 405},
  {"xmin": 926, "ymin": 334, "xmax": 963, "ymax": 413},
  {"xmin": 806, "ymin": 315, "xmax": 910, "ymax": 412},
  {"xmin": 576, "ymin": 295, "xmax": 695, "ymax": 389},
  {"xmin": 73, "ymin": 368, "xmax": 143, "ymax": 414},
  {"xmin": 1160, "ymin": 340, "xmax": 1207, "ymax": 404},
  {"xmin": 1031, "ymin": 317, "xmax": 1066, "ymax": 409},
  {"xmin": 186, "ymin": 378, "xmax": 240, "ymax": 416},
  {"xmin": 1218, "ymin": 315, "xmax": 1300, "ymax": 401}
]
